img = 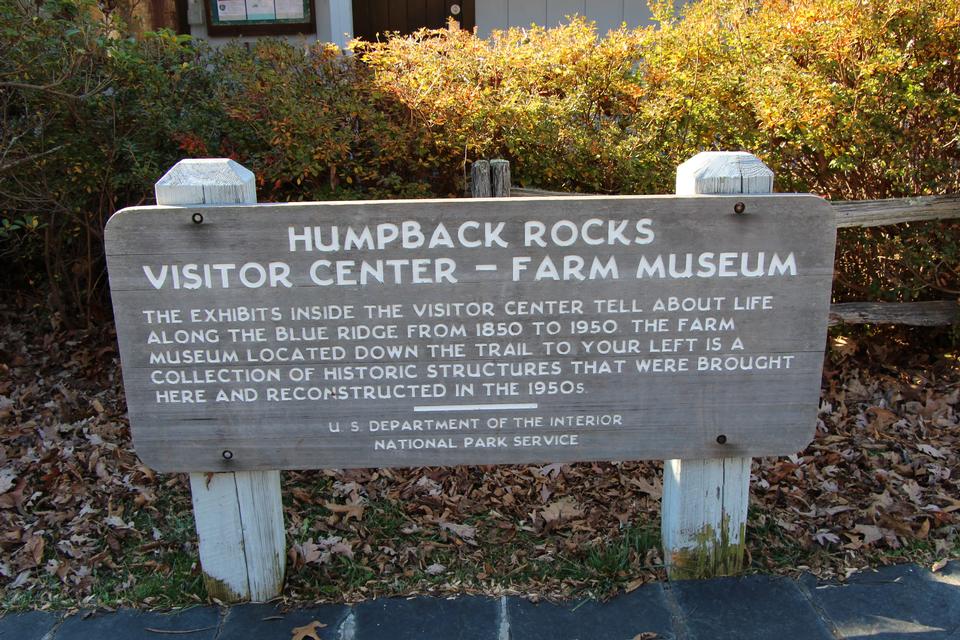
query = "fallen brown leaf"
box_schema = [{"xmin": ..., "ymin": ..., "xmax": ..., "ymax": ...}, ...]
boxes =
[
  {"xmin": 439, "ymin": 521, "xmax": 477, "ymax": 545},
  {"xmin": 290, "ymin": 620, "xmax": 326, "ymax": 640},
  {"xmin": 541, "ymin": 497, "xmax": 583, "ymax": 523},
  {"xmin": 324, "ymin": 501, "xmax": 364, "ymax": 522}
]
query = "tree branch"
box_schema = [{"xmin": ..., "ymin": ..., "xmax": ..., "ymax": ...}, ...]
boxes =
[{"xmin": 0, "ymin": 145, "xmax": 65, "ymax": 175}]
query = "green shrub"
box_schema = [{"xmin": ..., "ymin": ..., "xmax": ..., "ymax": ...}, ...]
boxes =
[
  {"xmin": 357, "ymin": 21, "xmax": 655, "ymax": 194},
  {"xmin": 0, "ymin": 0, "xmax": 957, "ymax": 319},
  {"xmin": 629, "ymin": 0, "xmax": 960, "ymax": 301},
  {"xmin": 0, "ymin": 4, "xmax": 440, "ymax": 317},
  {"xmin": 359, "ymin": 1, "xmax": 960, "ymax": 302},
  {"xmin": 209, "ymin": 40, "xmax": 440, "ymax": 201},
  {"xmin": 0, "ymin": 0, "xmax": 217, "ymax": 316}
]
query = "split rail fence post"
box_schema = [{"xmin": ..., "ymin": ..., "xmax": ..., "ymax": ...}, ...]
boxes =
[
  {"xmin": 490, "ymin": 159, "xmax": 511, "ymax": 197},
  {"xmin": 470, "ymin": 160, "xmax": 491, "ymax": 198},
  {"xmin": 661, "ymin": 151, "xmax": 774, "ymax": 579},
  {"xmin": 471, "ymin": 159, "xmax": 510, "ymax": 198},
  {"xmin": 154, "ymin": 158, "xmax": 286, "ymax": 602}
]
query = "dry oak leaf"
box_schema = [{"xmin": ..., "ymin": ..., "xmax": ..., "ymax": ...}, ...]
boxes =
[
  {"xmin": 853, "ymin": 524, "xmax": 883, "ymax": 546},
  {"xmin": 23, "ymin": 535, "xmax": 45, "ymax": 567},
  {"xmin": 439, "ymin": 521, "xmax": 477, "ymax": 545},
  {"xmin": 0, "ymin": 476, "xmax": 27, "ymax": 510},
  {"xmin": 297, "ymin": 540, "xmax": 323, "ymax": 565},
  {"xmin": 0, "ymin": 469, "xmax": 16, "ymax": 494},
  {"xmin": 866, "ymin": 407, "xmax": 898, "ymax": 430},
  {"xmin": 902, "ymin": 480, "xmax": 923, "ymax": 504},
  {"xmin": 832, "ymin": 335, "xmax": 858, "ymax": 358},
  {"xmin": 541, "ymin": 496, "xmax": 583, "ymax": 523},
  {"xmin": 625, "ymin": 577, "xmax": 646, "ymax": 593},
  {"xmin": 324, "ymin": 501, "xmax": 364, "ymax": 521},
  {"xmin": 537, "ymin": 463, "xmax": 563, "ymax": 478},
  {"xmin": 628, "ymin": 476, "xmax": 662, "ymax": 498},
  {"xmin": 290, "ymin": 620, "xmax": 326, "ymax": 640},
  {"xmin": 813, "ymin": 530, "xmax": 840, "ymax": 546},
  {"xmin": 917, "ymin": 444, "xmax": 947, "ymax": 459}
]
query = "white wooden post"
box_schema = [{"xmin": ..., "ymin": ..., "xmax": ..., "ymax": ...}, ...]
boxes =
[
  {"xmin": 661, "ymin": 151, "xmax": 774, "ymax": 579},
  {"xmin": 154, "ymin": 159, "xmax": 286, "ymax": 602}
]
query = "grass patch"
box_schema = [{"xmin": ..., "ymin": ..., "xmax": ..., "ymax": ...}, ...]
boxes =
[{"xmin": 284, "ymin": 489, "xmax": 661, "ymax": 602}]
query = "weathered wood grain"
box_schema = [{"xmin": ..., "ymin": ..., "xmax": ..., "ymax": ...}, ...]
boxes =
[
  {"xmin": 676, "ymin": 152, "xmax": 774, "ymax": 196},
  {"xmin": 511, "ymin": 190, "xmax": 960, "ymax": 229},
  {"xmin": 235, "ymin": 470, "xmax": 285, "ymax": 600},
  {"xmin": 507, "ymin": 189, "xmax": 958, "ymax": 328},
  {"xmin": 106, "ymin": 191, "xmax": 835, "ymax": 473},
  {"xmin": 511, "ymin": 186, "xmax": 576, "ymax": 197},
  {"xmin": 470, "ymin": 160, "xmax": 491, "ymax": 198},
  {"xmin": 189, "ymin": 472, "xmax": 248, "ymax": 601},
  {"xmin": 829, "ymin": 301, "xmax": 958, "ymax": 326},
  {"xmin": 155, "ymin": 158, "xmax": 256, "ymax": 206},
  {"xmin": 188, "ymin": 468, "xmax": 285, "ymax": 602},
  {"xmin": 662, "ymin": 457, "xmax": 750, "ymax": 579},
  {"xmin": 490, "ymin": 159, "xmax": 511, "ymax": 197},
  {"xmin": 833, "ymin": 194, "xmax": 960, "ymax": 228},
  {"xmin": 107, "ymin": 196, "xmax": 833, "ymax": 471}
]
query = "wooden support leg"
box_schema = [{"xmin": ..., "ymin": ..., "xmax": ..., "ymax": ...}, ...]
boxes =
[
  {"xmin": 189, "ymin": 471, "xmax": 285, "ymax": 601},
  {"xmin": 661, "ymin": 458, "xmax": 750, "ymax": 579}
]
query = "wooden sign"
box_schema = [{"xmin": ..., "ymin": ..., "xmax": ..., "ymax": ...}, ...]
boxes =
[{"xmin": 105, "ymin": 195, "xmax": 835, "ymax": 472}]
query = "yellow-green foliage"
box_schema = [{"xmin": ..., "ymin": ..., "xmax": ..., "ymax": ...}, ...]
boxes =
[
  {"xmin": 1, "ymin": 0, "xmax": 958, "ymax": 316},
  {"xmin": 359, "ymin": 2, "xmax": 960, "ymax": 300},
  {"xmin": 359, "ymin": 0, "xmax": 960, "ymax": 200},
  {"xmin": 210, "ymin": 40, "xmax": 439, "ymax": 201},
  {"xmin": 642, "ymin": 0, "xmax": 960, "ymax": 199},
  {"xmin": 358, "ymin": 21, "xmax": 653, "ymax": 194},
  {"xmin": 632, "ymin": 0, "xmax": 960, "ymax": 301}
]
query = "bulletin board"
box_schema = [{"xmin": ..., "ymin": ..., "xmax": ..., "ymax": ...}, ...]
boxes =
[{"xmin": 205, "ymin": 0, "xmax": 316, "ymax": 36}]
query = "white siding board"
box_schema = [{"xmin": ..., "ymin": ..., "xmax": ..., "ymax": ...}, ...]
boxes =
[
  {"xmin": 192, "ymin": 0, "xmax": 669, "ymax": 45},
  {"xmin": 478, "ymin": 0, "xmax": 656, "ymax": 37},
  {"xmin": 508, "ymin": 0, "xmax": 547, "ymax": 28},
  {"xmin": 547, "ymin": 0, "xmax": 586, "ymax": 25},
  {"xmin": 314, "ymin": 0, "xmax": 333, "ymax": 42},
  {"xmin": 623, "ymin": 0, "xmax": 652, "ymax": 27},
  {"xmin": 477, "ymin": 0, "xmax": 509, "ymax": 35},
  {"xmin": 588, "ymin": 0, "xmax": 624, "ymax": 34}
]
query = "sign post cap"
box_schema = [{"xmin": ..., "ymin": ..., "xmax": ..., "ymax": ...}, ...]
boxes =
[
  {"xmin": 155, "ymin": 158, "xmax": 257, "ymax": 206},
  {"xmin": 676, "ymin": 151, "xmax": 773, "ymax": 196}
]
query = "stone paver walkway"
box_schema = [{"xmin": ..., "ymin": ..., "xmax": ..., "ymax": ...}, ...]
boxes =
[{"xmin": 5, "ymin": 562, "xmax": 960, "ymax": 639}]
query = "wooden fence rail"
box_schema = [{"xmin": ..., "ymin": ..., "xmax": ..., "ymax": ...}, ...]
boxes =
[
  {"xmin": 833, "ymin": 194, "xmax": 960, "ymax": 228},
  {"xmin": 511, "ymin": 188, "xmax": 960, "ymax": 229},
  {"xmin": 507, "ymin": 186, "xmax": 959, "ymax": 328},
  {"xmin": 829, "ymin": 301, "xmax": 958, "ymax": 326}
]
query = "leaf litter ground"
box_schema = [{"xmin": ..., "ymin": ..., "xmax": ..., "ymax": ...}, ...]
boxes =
[{"xmin": 0, "ymin": 302, "xmax": 958, "ymax": 610}]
